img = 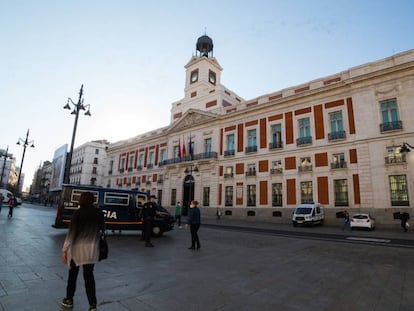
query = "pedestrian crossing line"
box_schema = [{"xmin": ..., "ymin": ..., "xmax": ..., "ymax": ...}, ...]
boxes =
[{"xmin": 346, "ymin": 237, "xmax": 391, "ymax": 243}]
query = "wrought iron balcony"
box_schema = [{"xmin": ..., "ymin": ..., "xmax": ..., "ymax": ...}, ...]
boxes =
[
  {"xmin": 270, "ymin": 168, "xmax": 283, "ymax": 174},
  {"xmin": 147, "ymin": 163, "xmax": 154, "ymax": 169},
  {"xmin": 128, "ymin": 167, "xmax": 133, "ymax": 172},
  {"xmin": 224, "ymin": 173, "xmax": 234, "ymax": 178},
  {"xmin": 380, "ymin": 120, "xmax": 403, "ymax": 132},
  {"xmin": 298, "ymin": 165, "xmax": 313, "ymax": 172},
  {"xmin": 269, "ymin": 141, "xmax": 283, "ymax": 150},
  {"xmin": 245, "ymin": 169, "xmax": 257, "ymax": 177},
  {"xmin": 158, "ymin": 152, "xmax": 218, "ymax": 167},
  {"xmin": 119, "ymin": 168, "xmax": 124, "ymax": 173},
  {"xmin": 245, "ymin": 145, "xmax": 257, "ymax": 154},
  {"xmin": 328, "ymin": 130, "xmax": 346, "ymax": 141},
  {"xmin": 296, "ymin": 136, "xmax": 312, "ymax": 146},
  {"xmin": 137, "ymin": 165, "xmax": 143, "ymax": 171},
  {"xmin": 385, "ymin": 154, "xmax": 406, "ymax": 164},
  {"xmin": 330, "ymin": 161, "xmax": 347, "ymax": 169},
  {"xmin": 224, "ymin": 149, "xmax": 235, "ymax": 157}
]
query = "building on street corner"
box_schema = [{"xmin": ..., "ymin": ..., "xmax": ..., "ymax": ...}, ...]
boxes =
[{"xmin": 104, "ymin": 35, "xmax": 414, "ymax": 225}]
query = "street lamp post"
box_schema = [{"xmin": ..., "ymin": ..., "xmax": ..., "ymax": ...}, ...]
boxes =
[
  {"xmin": 16, "ymin": 129, "xmax": 35, "ymax": 195},
  {"xmin": 63, "ymin": 84, "xmax": 91, "ymax": 184},
  {"xmin": 1, "ymin": 146, "xmax": 13, "ymax": 187}
]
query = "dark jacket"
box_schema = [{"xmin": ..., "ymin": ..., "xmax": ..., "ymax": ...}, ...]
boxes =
[
  {"xmin": 188, "ymin": 207, "xmax": 201, "ymax": 225},
  {"xmin": 142, "ymin": 202, "xmax": 157, "ymax": 220}
]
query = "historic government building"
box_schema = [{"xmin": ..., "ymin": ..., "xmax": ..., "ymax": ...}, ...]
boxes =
[{"xmin": 105, "ymin": 35, "xmax": 414, "ymax": 224}]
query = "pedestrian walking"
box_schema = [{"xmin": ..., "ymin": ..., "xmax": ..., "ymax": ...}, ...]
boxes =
[
  {"xmin": 400, "ymin": 212, "xmax": 409, "ymax": 232},
  {"xmin": 60, "ymin": 191, "xmax": 105, "ymax": 311},
  {"xmin": 342, "ymin": 210, "xmax": 350, "ymax": 231},
  {"xmin": 175, "ymin": 201, "xmax": 182, "ymax": 228},
  {"xmin": 8, "ymin": 195, "xmax": 16, "ymax": 218},
  {"xmin": 216, "ymin": 208, "xmax": 222, "ymax": 220},
  {"xmin": 185, "ymin": 200, "xmax": 201, "ymax": 250},
  {"xmin": 0, "ymin": 193, "xmax": 4, "ymax": 214},
  {"xmin": 142, "ymin": 195, "xmax": 157, "ymax": 247}
]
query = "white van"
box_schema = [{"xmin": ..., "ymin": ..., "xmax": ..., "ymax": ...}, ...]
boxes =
[
  {"xmin": 292, "ymin": 203, "xmax": 324, "ymax": 227},
  {"xmin": 0, "ymin": 189, "xmax": 13, "ymax": 204}
]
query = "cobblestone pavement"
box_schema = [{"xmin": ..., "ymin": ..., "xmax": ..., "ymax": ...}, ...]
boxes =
[{"xmin": 1, "ymin": 203, "xmax": 414, "ymax": 311}]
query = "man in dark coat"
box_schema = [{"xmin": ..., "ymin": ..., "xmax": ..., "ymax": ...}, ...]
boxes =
[{"xmin": 141, "ymin": 195, "xmax": 157, "ymax": 247}]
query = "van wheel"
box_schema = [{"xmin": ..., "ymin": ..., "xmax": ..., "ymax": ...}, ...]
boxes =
[{"xmin": 152, "ymin": 224, "xmax": 163, "ymax": 237}]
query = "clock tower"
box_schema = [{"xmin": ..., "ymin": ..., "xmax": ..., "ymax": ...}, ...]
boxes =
[{"xmin": 170, "ymin": 35, "xmax": 243, "ymax": 123}]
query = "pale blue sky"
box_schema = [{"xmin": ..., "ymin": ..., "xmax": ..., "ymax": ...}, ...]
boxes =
[{"xmin": 1, "ymin": 0, "xmax": 413, "ymax": 190}]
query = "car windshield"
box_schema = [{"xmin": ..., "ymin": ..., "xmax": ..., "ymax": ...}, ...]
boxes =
[
  {"xmin": 353, "ymin": 214, "xmax": 368, "ymax": 219},
  {"xmin": 296, "ymin": 207, "xmax": 312, "ymax": 215}
]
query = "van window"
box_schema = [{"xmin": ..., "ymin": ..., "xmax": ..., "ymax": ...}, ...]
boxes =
[
  {"xmin": 136, "ymin": 194, "xmax": 147, "ymax": 208},
  {"xmin": 296, "ymin": 207, "xmax": 312, "ymax": 214},
  {"xmin": 316, "ymin": 206, "xmax": 320, "ymax": 213},
  {"xmin": 71, "ymin": 190, "xmax": 99, "ymax": 204},
  {"xmin": 104, "ymin": 192, "xmax": 129, "ymax": 206}
]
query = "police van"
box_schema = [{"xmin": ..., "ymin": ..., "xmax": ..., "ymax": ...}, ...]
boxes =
[
  {"xmin": 53, "ymin": 184, "xmax": 174, "ymax": 236},
  {"xmin": 292, "ymin": 203, "xmax": 325, "ymax": 227}
]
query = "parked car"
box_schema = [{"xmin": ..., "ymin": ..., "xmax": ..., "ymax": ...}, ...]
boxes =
[
  {"xmin": 350, "ymin": 213, "xmax": 375, "ymax": 230},
  {"xmin": 15, "ymin": 197, "xmax": 22, "ymax": 205}
]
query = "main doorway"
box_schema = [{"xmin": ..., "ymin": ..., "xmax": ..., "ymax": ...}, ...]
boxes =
[{"xmin": 182, "ymin": 175, "xmax": 195, "ymax": 216}]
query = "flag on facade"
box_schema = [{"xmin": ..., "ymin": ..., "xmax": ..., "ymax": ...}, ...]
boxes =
[
  {"xmin": 177, "ymin": 137, "xmax": 181, "ymax": 159},
  {"xmin": 188, "ymin": 136, "xmax": 193, "ymax": 158},
  {"xmin": 182, "ymin": 136, "xmax": 186, "ymax": 157}
]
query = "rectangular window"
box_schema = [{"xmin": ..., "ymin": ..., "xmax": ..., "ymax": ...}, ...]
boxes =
[
  {"xmin": 247, "ymin": 129, "xmax": 257, "ymax": 147},
  {"xmin": 170, "ymin": 189, "xmax": 177, "ymax": 206},
  {"xmin": 299, "ymin": 157, "xmax": 312, "ymax": 172},
  {"xmin": 226, "ymin": 134, "xmax": 235, "ymax": 153},
  {"xmin": 270, "ymin": 160, "xmax": 282, "ymax": 174},
  {"xmin": 300, "ymin": 181, "xmax": 313, "ymax": 203},
  {"xmin": 204, "ymin": 138, "xmax": 212, "ymax": 154},
  {"xmin": 271, "ymin": 183, "xmax": 282, "ymax": 206},
  {"xmin": 92, "ymin": 167, "xmax": 97, "ymax": 174},
  {"xmin": 247, "ymin": 185, "xmax": 256, "ymax": 206},
  {"xmin": 71, "ymin": 190, "xmax": 99, "ymax": 205},
  {"xmin": 173, "ymin": 146, "xmax": 179, "ymax": 159},
  {"xmin": 93, "ymin": 157, "xmax": 99, "ymax": 165},
  {"xmin": 160, "ymin": 149, "xmax": 167, "ymax": 162},
  {"xmin": 270, "ymin": 124, "xmax": 282, "ymax": 148},
  {"xmin": 334, "ymin": 179, "xmax": 349, "ymax": 206},
  {"xmin": 330, "ymin": 111, "xmax": 343, "ymax": 133},
  {"xmin": 138, "ymin": 154, "xmax": 144, "ymax": 167},
  {"xmin": 95, "ymin": 149, "xmax": 99, "ymax": 155},
  {"xmin": 385, "ymin": 146, "xmax": 406, "ymax": 164},
  {"xmin": 299, "ymin": 118, "xmax": 311, "ymax": 138},
  {"xmin": 225, "ymin": 186, "xmax": 233, "ymax": 206},
  {"xmin": 380, "ymin": 99, "xmax": 402, "ymax": 131},
  {"xmin": 120, "ymin": 158, "xmax": 126, "ymax": 171},
  {"xmin": 129, "ymin": 155, "xmax": 134, "ymax": 169},
  {"xmin": 104, "ymin": 192, "xmax": 129, "ymax": 206},
  {"xmin": 224, "ymin": 166, "xmax": 233, "ymax": 178},
  {"xmin": 203, "ymin": 187, "xmax": 210, "ymax": 206},
  {"xmin": 389, "ymin": 175, "xmax": 409, "ymax": 206},
  {"xmin": 331, "ymin": 153, "xmax": 346, "ymax": 169}
]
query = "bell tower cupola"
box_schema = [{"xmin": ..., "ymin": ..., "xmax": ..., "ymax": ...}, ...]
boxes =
[{"xmin": 196, "ymin": 35, "xmax": 214, "ymax": 58}]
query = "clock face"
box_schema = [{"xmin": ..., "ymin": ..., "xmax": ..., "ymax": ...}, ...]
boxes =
[
  {"xmin": 190, "ymin": 70, "xmax": 198, "ymax": 83},
  {"xmin": 209, "ymin": 71, "xmax": 216, "ymax": 84}
]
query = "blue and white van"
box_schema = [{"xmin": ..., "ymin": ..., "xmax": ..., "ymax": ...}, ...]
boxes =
[{"xmin": 53, "ymin": 184, "xmax": 174, "ymax": 236}]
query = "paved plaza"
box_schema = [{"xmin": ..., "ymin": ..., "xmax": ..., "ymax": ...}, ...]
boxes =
[{"xmin": 1, "ymin": 203, "xmax": 414, "ymax": 311}]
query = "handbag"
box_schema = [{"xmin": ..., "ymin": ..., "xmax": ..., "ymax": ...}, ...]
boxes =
[{"xmin": 99, "ymin": 229, "xmax": 108, "ymax": 261}]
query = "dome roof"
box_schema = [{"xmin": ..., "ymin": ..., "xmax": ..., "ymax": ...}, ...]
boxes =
[{"xmin": 196, "ymin": 35, "xmax": 213, "ymax": 56}]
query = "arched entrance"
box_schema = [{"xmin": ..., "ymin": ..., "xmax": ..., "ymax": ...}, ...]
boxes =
[{"xmin": 182, "ymin": 175, "xmax": 195, "ymax": 216}]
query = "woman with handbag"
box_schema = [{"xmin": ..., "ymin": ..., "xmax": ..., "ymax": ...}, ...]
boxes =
[{"xmin": 60, "ymin": 192, "xmax": 105, "ymax": 311}]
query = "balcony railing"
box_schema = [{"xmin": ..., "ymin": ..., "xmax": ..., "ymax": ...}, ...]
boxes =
[
  {"xmin": 385, "ymin": 154, "xmax": 406, "ymax": 164},
  {"xmin": 119, "ymin": 168, "xmax": 124, "ymax": 173},
  {"xmin": 296, "ymin": 136, "xmax": 312, "ymax": 146},
  {"xmin": 245, "ymin": 170, "xmax": 257, "ymax": 177},
  {"xmin": 224, "ymin": 150, "xmax": 235, "ymax": 157},
  {"xmin": 269, "ymin": 141, "xmax": 283, "ymax": 150},
  {"xmin": 128, "ymin": 167, "xmax": 133, "ymax": 172},
  {"xmin": 147, "ymin": 163, "xmax": 154, "ymax": 169},
  {"xmin": 330, "ymin": 161, "xmax": 347, "ymax": 169},
  {"xmin": 270, "ymin": 168, "xmax": 283, "ymax": 174},
  {"xmin": 158, "ymin": 152, "xmax": 218, "ymax": 167},
  {"xmin": 298, "ymin": 165, "xmax": 313, "ymax": 172},
  {"xmin": 224, "ymin": 173, "xmax": 234, "ymax": 178},
  {"xmin": 137, "ymin": 165, "xmax": 143, "ymax": 171},
  {"xmin": 328, "ymin": 130, "xmax": 346, "ymax": 141},
  {"xmin": 245, "ymin": 145, "xmax": 257, "ymax": 154},
  {"xmin": 380, "ymin": 120, "xmax": 403, "ymax": 132},
  {"xmin": 157, "ymin": 179, "xmax": 164, "ymax": 184},
  {"xmin": 108, "ymin": 170, "xmax": 113, "ymax": 175},
  {"xmin": 146, "ymin": 181, "xmax": 151, "ymax": 185}
]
